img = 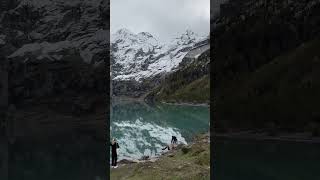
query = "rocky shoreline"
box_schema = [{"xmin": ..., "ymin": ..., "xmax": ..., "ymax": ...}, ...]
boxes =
[
  {"xmin": 115, "ymin": 144, "xmax": 183, "ymax": 166},
  {"xmin": 114, "ymin": 132, "xmax": 210, "ymax": 166},
  {"xmin": 160, "ymin": 101, "xmax": 210, "ymax": 108},
  {"xmin": 112, "ymin": 95, "xmax": 210, "ymax": 107},
  {"xmin": 111, "ymin": 133, "xmax": 210, "ymax": 179},
  {"xmin": 117, "ymin": 156, "xmax": 160, "ymax": 166}
]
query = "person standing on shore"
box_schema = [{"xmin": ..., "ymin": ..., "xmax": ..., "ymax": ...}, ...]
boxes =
[
  {"xmin": 110, "ymin": 138, "xmax": 120, "ymax": 168},
  {"xmin": 162, "ymin": 136, "xmax": 178, "ymax": 151},
  {"xmin": 171, "ymin": 136, "xmax": 177, "ymax": 144}
]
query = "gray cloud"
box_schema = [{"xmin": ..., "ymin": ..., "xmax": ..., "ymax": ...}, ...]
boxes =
[{"xmin": 111, "ymin": 0, "xmax": 210, "ymax": 43}]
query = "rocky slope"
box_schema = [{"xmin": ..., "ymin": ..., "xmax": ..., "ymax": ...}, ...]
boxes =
[
  {"xmin": 0, "ymin": 0, "xmax": 109, "ymax": 140},
  {"xmin": 2, "ymin": 0, "xmax": 108, "ymax": 63},
  {"xmin": 213, "ymin": 0, "xmax": 320, "ymax": 132},
  {"xmin": 150, "ymin": 44, "xmax": 210, "ymax": 104},
  {"xmin": 111, "ymin": 29, "xmax": 209, "ymax": 98}
]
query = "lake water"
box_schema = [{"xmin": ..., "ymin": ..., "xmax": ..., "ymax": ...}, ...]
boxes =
[
  {"xmin": 110, "ymin": 101, "xmax": 210, "ymax": 160},
  {"xmin": 214, "ymin": 139, "xmax": 320, "ymax": 179}
]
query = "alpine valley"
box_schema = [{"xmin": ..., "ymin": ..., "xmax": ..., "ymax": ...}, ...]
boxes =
[
  {"xmin": 111, "ymin": 29, "xmax": 210, "ymax": 103},
  {"xmin": 0, "ymin": 0, "xmax": 210, "ymax": 140},
  {"xmin": 0, "ymin": 1, "xmax": 210, "ymax": 179}
]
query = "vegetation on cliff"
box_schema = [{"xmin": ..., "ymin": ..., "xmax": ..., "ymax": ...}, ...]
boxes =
[
  {"xmin": 215, "ymin": 38, "xmax": 320, "ymax": 133},
  {"xmin": 150, "ymin": 48, "xmax": 210, "ymax": 104},
  {"xmin": 213, "ymin": 0, "xmax": 320, "ymax": 133}
]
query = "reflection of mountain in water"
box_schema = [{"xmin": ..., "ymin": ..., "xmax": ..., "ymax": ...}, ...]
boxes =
[
  {"xmin": 2, "ymin": 137, "xmax": 106, "ymax": 180},
  {"xmin": 215, "ymin": 139, "xmax": 320, "ymax": 179},
  {"xmin": 110, "ymin": 101, "xmax": 209, "ymax": 160}
]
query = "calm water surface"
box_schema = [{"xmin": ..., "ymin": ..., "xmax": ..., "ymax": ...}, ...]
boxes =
[
  {"xmin": 110, "ymin": 101, "xmax": 210, "ymax": 160},
  {"xmin": 214, "ymin": 139, "xmax": 320, "ymax": 179}
]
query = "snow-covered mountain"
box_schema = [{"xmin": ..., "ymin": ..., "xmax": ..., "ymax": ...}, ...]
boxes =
[
  {"xmin": 111, "ymin": 29, "xmax": 206, "ymax": 82},
  {"xmin": 1, "ymin": 0, "xmax": 209, "ymax": 99}
]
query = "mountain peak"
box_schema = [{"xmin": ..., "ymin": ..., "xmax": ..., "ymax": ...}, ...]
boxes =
[
  {"xmin": 111, "ymin": 28, "xmax": 206, "ymax": 81},
  {"xmin": 116, "ymin": 28, "xmax": 133, "ymax": 35},
  {"xmin": 184, "ymin": 29, "xmax": 195, "ymax": 36},
  {"xmin": 181, "ymin": 29, "xmax": 198, "ymax": 39},
  {"xmin": 170, "ymin": 29, "xmax": 200, "ymax": 46},
  {"xmin": 138, "ymin": 32, "xmax": 153, "ymax": 38}
]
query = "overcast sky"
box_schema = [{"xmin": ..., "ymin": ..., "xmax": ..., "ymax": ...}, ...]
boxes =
[{"xmin": 111, "ymin": 0, "xmax": 210, "ymax": 43}]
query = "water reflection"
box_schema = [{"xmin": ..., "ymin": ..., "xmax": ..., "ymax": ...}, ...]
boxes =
[
  {"xmin": 110, "ymin": 101, "xmax": 210, "ymax": 160},
  {"xmin": 4, "ymin": 137, "xmax": 106, "ymax": 180}
]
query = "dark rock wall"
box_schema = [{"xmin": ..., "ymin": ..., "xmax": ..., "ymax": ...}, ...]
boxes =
[
  {"xmin": 0, "ymin": 1, "xmax": 110, "ymax": 178},
  {"xmin": 112, "ymin": 75, "xmax": 162, "ymax": 98},
  {"xmin": 214, "ymin": 0, "xmax": 320, "ymax": 88},
  {"xmin": 0, "ymin": 0, "xmax": 110, "ymax": 140},
  {"xmin": 149, "ymin": 48, "xmax": 210, "ymax": 103}
]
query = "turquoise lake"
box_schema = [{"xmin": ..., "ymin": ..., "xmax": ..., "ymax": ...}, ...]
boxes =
[{"xmin": 110, "ymin": 101, "xmax": 210, "ymax": 160}]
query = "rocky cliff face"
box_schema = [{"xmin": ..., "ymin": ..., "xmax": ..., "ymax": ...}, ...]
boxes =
[
  {"xmin": 213, "ymin": 0, "xmax": 320, "ymax": 90},
  {"xmin": 150, "ymin": 45, "xmax": 210, "ymax": 104},
  {"xmin": 2, "ymin": 0, "xmax": 109, "ymax": 62},
  {"xmin": 0, "ymin": 0, "xmax": 109, "ymax": 139},
  {"xmin": 1, "ymin": 0, "xmax": 109, "ymax": 110},
  {"xmin": 111, "ymin": 29, "xmax": 208, "ymax": 97}
]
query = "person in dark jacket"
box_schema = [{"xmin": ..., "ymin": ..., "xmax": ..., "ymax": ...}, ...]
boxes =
[
  {"xmin": 171, "ymin": 136, "xmax": 177, "ymax": 144},
  {"xmin": 162, "ymin": 136, "xmax": 178, "ymax": 150},
  {"xmin": 110, "ymin": 138, "xmax": 120, "ymax": 168}
]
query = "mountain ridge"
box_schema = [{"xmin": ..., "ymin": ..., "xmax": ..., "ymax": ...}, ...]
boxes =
[
  {"xmin": 111, "ymin": 28, "xmax": 207, "ymax": 82},
  {"xmin": 111, "ymin": 28, "xmax": 210, "ymax": 99}
]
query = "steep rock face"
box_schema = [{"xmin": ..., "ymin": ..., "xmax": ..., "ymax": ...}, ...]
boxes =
[
  {"xmin": 0, "ymin": 33, "xmax": 8, "ymax": 109},
  {"xmin": 0, "ymin": 0, "xmax": 109, "ymax": 124},
  {"xmin": 213, "ymin": 0, "xmax": 320, "ymax": 87},
  {"xmin": 150, "ymin": 44, "xmax": 210, "ymax": 104},
  {"xmin": 0, "ymin": 0, "xmax": 110, "ymax": 141},
  {"xmin": 111, "ymin": 29, "xmax": 207, "ymax": 97},
  {"xmin": 212, "ymin": 0, "xmax": 228, "ymax": 18},
  {"xmin": 213, "ymin": 0, "xmax": 320, "ymax": 131},
  {"xmin": 2, "ymin": 0, "xmax": 109, "ymax": 65}
]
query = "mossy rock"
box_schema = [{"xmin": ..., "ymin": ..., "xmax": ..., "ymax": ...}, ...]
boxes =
[{"xmin": 181, "ymin": 147, "xmax": 191, "ymax": 154}]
